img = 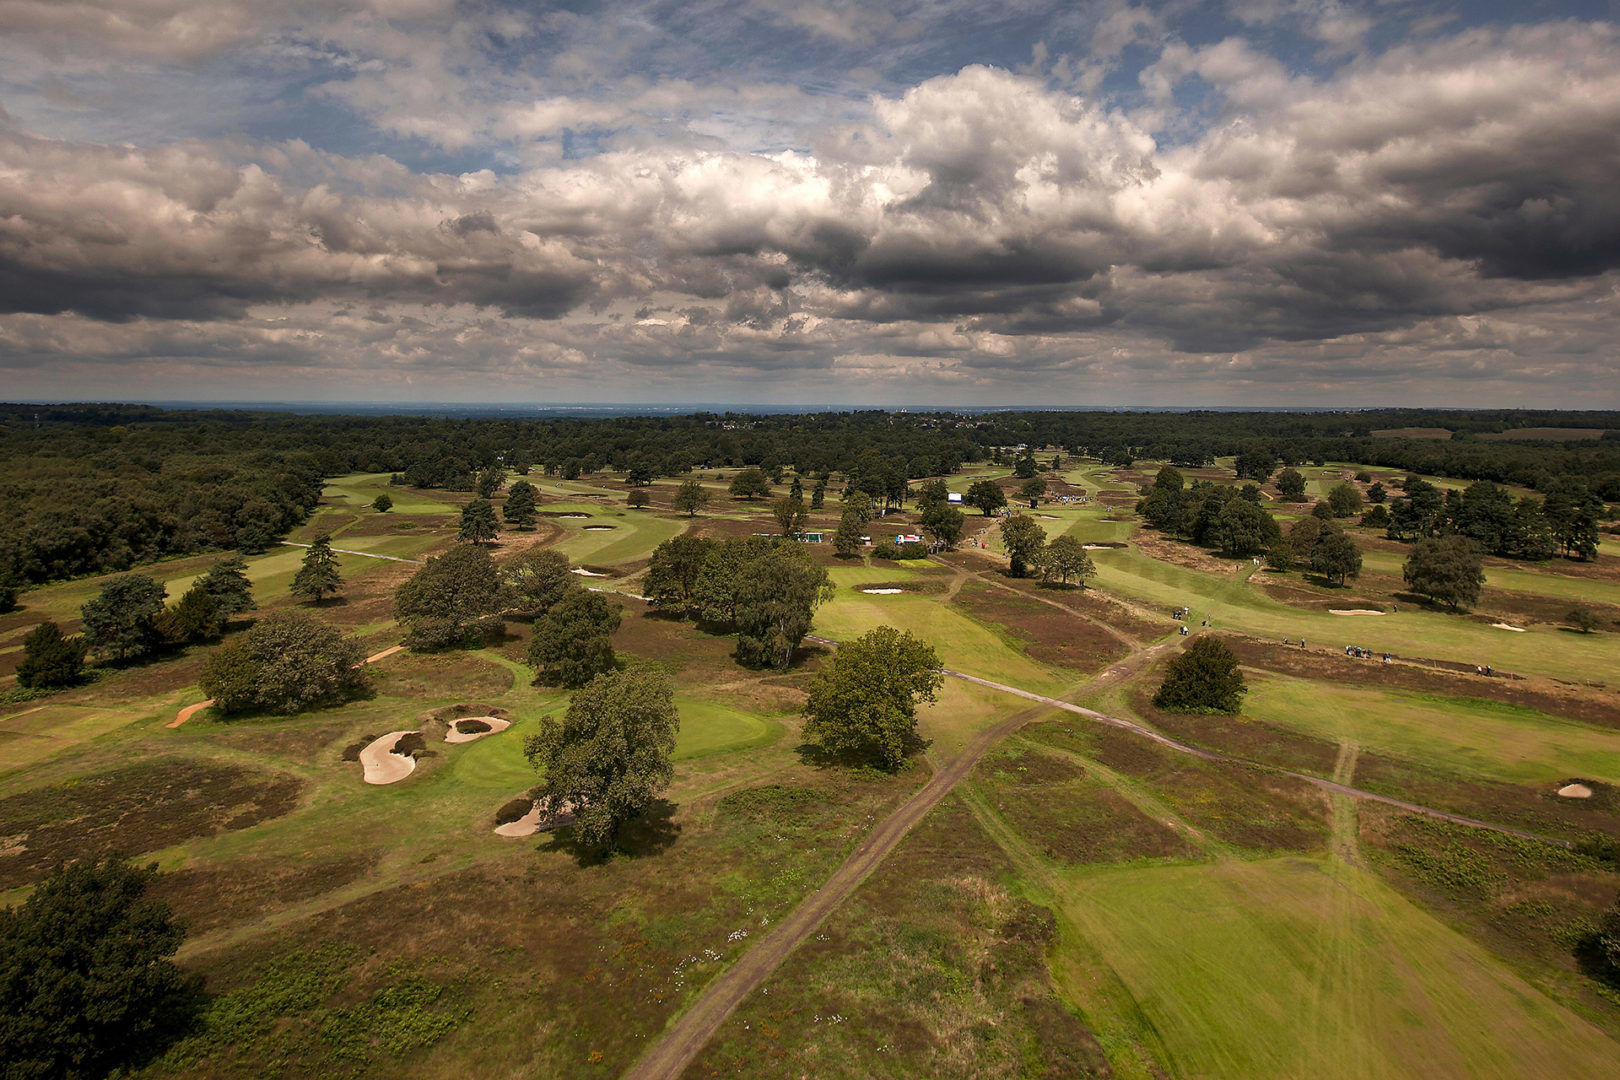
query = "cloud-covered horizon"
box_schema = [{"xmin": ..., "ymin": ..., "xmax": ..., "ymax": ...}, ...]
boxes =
[{"xmin": 2, "ymin": 1, "xmax": 1617, "ymax": 407}]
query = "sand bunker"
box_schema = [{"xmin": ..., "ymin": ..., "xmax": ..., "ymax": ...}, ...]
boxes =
[
  {"xmin": 493, "ymin": 798, "xmax": 578, "ymax": 837},
  {"xmin": 1557, "ymin": 783, "xmax": 1594, "ymax": 799},
  {"xmin": 571, "ymin": 567, "xmax": 607, "ymax": 577},
  {"xmin": 360, "ymin": 731, "xmax": 419, "ymax": 785},
  {"xmin": 1492, "ymin": 622, "xmax": 1527, "ymax": 632},
  {"xmin": 494, "ymin": 805, "xmax": 543, "ymax": 836},
  {"xmin": 1330, "ymin": 609, "xmax": 1385, "ymax": 616},
  {"xmin": 557, "ymin": 512, "xmax": 589, "ymax": 518},
  {"xmin": 583, "ymin": 524, "xmax": 616, "ymax": 531},
  {"xmin": 861, "ymin": 587, "xmax": 904, "ymax": 594},
  {"xmin": 444, "ymin": 716, "xmax": 511, "ymax": 744}
]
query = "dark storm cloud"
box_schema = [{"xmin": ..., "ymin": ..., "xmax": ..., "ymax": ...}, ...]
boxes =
[{"xmin": 1, "ymin": 2, "xmax": 1617, "ymax": 403}]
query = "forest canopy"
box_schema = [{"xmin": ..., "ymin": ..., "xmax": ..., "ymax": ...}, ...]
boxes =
[{"xmin": 2, "ymin": 404, "xmax": 1615, "ymax": 589}]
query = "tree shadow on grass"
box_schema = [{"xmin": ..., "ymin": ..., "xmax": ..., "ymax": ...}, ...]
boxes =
[
  {"xmin": 791, "ymin": 731, "xmax": 931, "ymax": 774},
  {"xmin": 1391, "ymin": 589, "xmax": 1468, "ymax": 613},
  {"xmin": 1300, "ymin": 572, "xmax": 1353, "ymax": 589},
  {"xmin": 541, "ymin": 798, "xmax": 681, "ymax": 866},
  {"xmin": 785, "ymin": 642, "xmax": 830, "ymax": 670}
]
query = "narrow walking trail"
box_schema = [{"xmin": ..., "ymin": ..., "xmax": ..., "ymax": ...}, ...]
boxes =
[
  {"xmin": 619, "ymin": 700, "xmax": 1052, "ymax": 1080},
  {"xmin": 279, "ymin": 541, "xmax": 425, "ymax": 564},
  {"xmin": 943, "ymin": 667, "xmax": 1570, "ymax": 846},
  {"xmin": 622, "ymin": 632, "xmax": 1575, "ymax": 1080}
]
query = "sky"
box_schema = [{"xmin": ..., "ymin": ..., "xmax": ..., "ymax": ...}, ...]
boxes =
[{"xmin": 1, "ymin": 1, "xmax": 1617, "ymax": 408}]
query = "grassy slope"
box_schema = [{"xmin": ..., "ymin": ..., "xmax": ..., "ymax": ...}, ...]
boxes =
[
  {"xmin": 1358, "ymin": 547, "xmax": 1620, "ymax": 608},
  {"xmin": 1243, "ymin": 676, "xmax": 1620, "ymax": 785},
  {"xmin": 1056, "ymin": 856, "xmax": 1618, "ymax": 1079},
  {"xmin": 1088, "ymin": 545, "xmax": 1615, "ymax": 683}
]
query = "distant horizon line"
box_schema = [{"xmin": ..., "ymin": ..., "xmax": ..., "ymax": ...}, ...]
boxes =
[{"xmin": 9, "ymin": 399, "xmax": 1615, "ymax": 415}]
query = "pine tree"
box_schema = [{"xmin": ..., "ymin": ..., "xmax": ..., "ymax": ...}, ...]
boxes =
[
  {"xmin": 81, "ymin": 574, "xmax": 166, "ymax": 661},
  {"xmin": 290, "ymin": 533, "xmax": 343, "ymax": 604},
  {"xmin": 459, "ymin": 499, "xmax": 500, "ymax": 544},
  {"xmin": 16, "ymin": 621, "xmax": 88, "ymax": 688},
  {"xmin": 833, "ymin": 510, "xmax": 865, "ymax": 557},
  {"xmin": 198, "ymin": 554, "xmax": 256, "ymax": 620},
  {"xmin": 504, "ymin": 480, "xmax": 538, "ymax": 529}
]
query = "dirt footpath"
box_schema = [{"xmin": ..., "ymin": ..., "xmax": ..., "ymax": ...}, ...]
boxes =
[
  {"xmin": 620, "ymin": 699, "xmax": 1052, "ymax": 1080},
  {"xmin": 623, "ymin": 630, "xmax": 1576, "ymax": 1080}
]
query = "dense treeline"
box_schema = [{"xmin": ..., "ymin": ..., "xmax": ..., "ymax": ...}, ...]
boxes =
[
  {"xmin": 3, "ymin": 404, "xmax": 1615, "ymax": 588},
  {"xmin": 1386, "ymin": 477, "xmax": 1603, "ymax": 560},
  {"xmin": 642, "ymin": 536, "xmax": 834, "ymax": 668},
  {"xmin": 968, "ymin": 410, "xmax": 1620, "ymax": 499}
]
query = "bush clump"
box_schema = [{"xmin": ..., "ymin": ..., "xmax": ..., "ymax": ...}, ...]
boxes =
[
  {"xmin": 0, "ymin": 859, "xmax": 196, "ymax": 1078},
  {"xmin": 200, "ymin": 610, "xmax": 370, "ymax": 715},
  {"xmin": 1153, "ymin": 636, "xmax": 1247, "ymax": 714},
  {"xmin": 494, "ymin": 797, "xmax": 534, "ymax": 825}
]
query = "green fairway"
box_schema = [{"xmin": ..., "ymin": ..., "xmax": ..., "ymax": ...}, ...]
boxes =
[
  {"xmin": 1088, "ymin": 545, "xmax": 1617, "ymax": 684},
  {"xmin": 672, "ymin": 699, "xmax": 783, "ymax": 760},
  {"xmin": 160, "ymin": 532, "xmax": 443, "ymax": 602},
  {"xmin": 1056, "ymin": 856, "xmax": 1620, "ymax": 1079},
  {"xmin": 321, "ymin": 472, "xmax": 455, "ymax": 515},
  {"xmin": 825, "ymin": 562, "xmax": 939, "ymax": 588},
  {"xmin": 0, "ymin": 702, "xmax": 164, "ymax": 777},
  {"xmin": 551, "ymin": 511, "xmax": 686, "ymax": 565},
  {"xmin": 1243, "ymin": 677, "xmax": 1620, "ymax": 785},
  {"xmin": 1357, "ymin": 548, "xmax": 1620, "ymax": 608},
  {"xmin": 815, "ymin": 586, "xmax": 1072, "ymax": 696}
]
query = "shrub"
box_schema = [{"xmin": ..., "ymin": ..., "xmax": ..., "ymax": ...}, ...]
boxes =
[
  {"xmin": 200, "ymin": 610, "xmax": 370, "ymax": 715},
  {"xmin": 1568, "ymin": 607, "xmax": 1601, "ymax": 634},
  {"xmin": 16, "ymin": 620, "xmax": 87, "ymax": 688},
  {"xmin": 1153, "ymin": 636, "xmax": 1246, "ymax": 713},
  {"xmin": 0, "ymin": 859, "xmax": 195, "ymax": 1078},
  {"xmin": 871, "ymin": 540, "xmax": 902, "ymax": 560},
  {"xmin": 494, "ymin": 797, "xmax": 534, "ymax": 825}
]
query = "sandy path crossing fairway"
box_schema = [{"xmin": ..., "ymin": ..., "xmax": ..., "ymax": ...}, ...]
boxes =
[
  {"xmin": 165, "ymin": 699, "xmax": 215, "ymax": 729},
  {"xmin": 279, "ymin": 541, "xmax": 425, "ymax": 564}
]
